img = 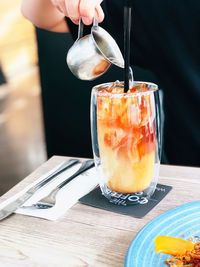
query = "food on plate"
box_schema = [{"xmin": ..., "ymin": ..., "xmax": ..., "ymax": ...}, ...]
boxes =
[
  {"xmin": 155, "ymin": 236, "xmax": 200, "ymax": 266},
  {"xmin": 97, "ymin": 81, "xmax": 156, "ymax": 193},
  {"xmin": 155, "ymin": 236, "xmax": 194, "ymax": 256}
]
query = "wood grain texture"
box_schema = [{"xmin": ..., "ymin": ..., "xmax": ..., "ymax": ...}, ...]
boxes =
[{"xmin": 0, "ymin": 156, "xmax": 200, "ymax": 266}]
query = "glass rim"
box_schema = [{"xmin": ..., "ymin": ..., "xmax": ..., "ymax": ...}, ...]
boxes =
[{"xmin": 92, "ymin": 81, "xmax": 158, "ymax": 97}]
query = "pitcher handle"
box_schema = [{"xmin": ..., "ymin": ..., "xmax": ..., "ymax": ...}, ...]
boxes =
[
  {"xmin": 93, "ymin": 12, "xmax": 99, "ymax": 29},
  {"xmin": 77, "ymin": 17, "xmax": 84, "ymax": 40}
]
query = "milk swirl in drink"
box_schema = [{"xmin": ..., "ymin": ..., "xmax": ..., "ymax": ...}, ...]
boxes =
[{"xmin": 91, "ymin": 81, "xmax": 160, "ymax": 205}]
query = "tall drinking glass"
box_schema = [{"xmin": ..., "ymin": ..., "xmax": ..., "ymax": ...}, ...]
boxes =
[{"xmin": 91, "ymin": 81, "xmax": 161, "ymax": 205}]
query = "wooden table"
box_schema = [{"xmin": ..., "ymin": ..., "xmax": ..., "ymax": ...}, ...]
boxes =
[{"xmin": 0, "ymin": 156, "xmax": 200, "ymax": 266}]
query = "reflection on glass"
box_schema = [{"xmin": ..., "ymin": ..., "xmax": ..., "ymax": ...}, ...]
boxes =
[{"xmin": 91, "ymin": 81, "xmax": 160, "ymax": 205}]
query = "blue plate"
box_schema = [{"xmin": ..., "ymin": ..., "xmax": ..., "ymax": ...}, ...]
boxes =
[{"xmin": 125, "ymin": 201, "xmax": 200, "ymax": 267}]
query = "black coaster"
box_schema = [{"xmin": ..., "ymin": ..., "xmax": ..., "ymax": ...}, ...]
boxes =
[{"xmin": 79, "ymin": 184, "xmax": 172, "ymax": 218}]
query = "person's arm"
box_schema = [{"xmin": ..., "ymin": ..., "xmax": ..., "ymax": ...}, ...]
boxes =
[
  {"xmin": 21, "ymin": 0, "xmax": 104, "ymax": 32},
  {"xmin": 21, "ymin": 0, "xmax": 69, "ymax": 32}
]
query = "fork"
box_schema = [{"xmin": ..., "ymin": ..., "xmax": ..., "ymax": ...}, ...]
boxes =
[{"xmin": 22, "ymin": 159, "xmax": 94, "ymax": 210}]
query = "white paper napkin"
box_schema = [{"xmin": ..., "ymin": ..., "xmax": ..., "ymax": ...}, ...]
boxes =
[{"xmin": 14, "ymin": 164, "xmax": 98, "ymax": 220}]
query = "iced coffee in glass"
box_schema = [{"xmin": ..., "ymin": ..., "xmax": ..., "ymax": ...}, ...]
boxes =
[{"xmin": 91, "ymin": 81, "xmax": 160, "ymax": 205}]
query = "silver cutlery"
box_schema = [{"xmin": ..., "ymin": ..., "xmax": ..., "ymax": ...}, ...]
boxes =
[
  {"xmin": 22, "ymin": 159, "xmax": 95, "ymax": 210},
  {"xmin": 0, "ymin": 158, "xmax": 80, "ymax": 220}
]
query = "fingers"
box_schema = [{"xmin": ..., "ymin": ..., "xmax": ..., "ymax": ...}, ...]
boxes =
[
  {"xmin": 65, "ymin": 0, "xmax": 80, "ymax": 24},
  {"xmin": 95, "ymin": 4, "xmax": 104, "ymax": 23},
  {"xmin": 79, "ymin": 0, "xmax": 104, "ymax": 25},
  {"xmin": 79, "ymin": 0, "xmax": 94, "ymax": 25},
  {"xmin": 51, "ymin": 0, "xmax": 68, "ymax": 16},
  {"xmin": 51, "ymin": 0, "xmax": 104, "ymax": 25}
]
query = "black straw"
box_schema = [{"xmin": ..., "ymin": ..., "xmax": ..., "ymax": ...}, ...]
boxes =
[{"xmin": 124, "ymin": 5, "xmax": 132, "ymax": 93}]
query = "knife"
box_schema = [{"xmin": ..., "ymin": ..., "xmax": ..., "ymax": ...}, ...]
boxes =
[
  {"xmin": 21, "ymin": 159, "xmax": 95, "ymax": 210},
  {"xmin": 0, "ymin": 158, "xmax": 80, "ymax": 220}
]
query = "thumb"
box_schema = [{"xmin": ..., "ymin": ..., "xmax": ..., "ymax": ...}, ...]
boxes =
[{"xmin": 79, "ymin": 0, "xmax": 103, "ymax": 25}]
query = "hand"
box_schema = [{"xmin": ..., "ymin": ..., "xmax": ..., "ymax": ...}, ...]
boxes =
[{"xmin": 50, "ymin": 0, "xmax": 104, "ymax": 25}]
